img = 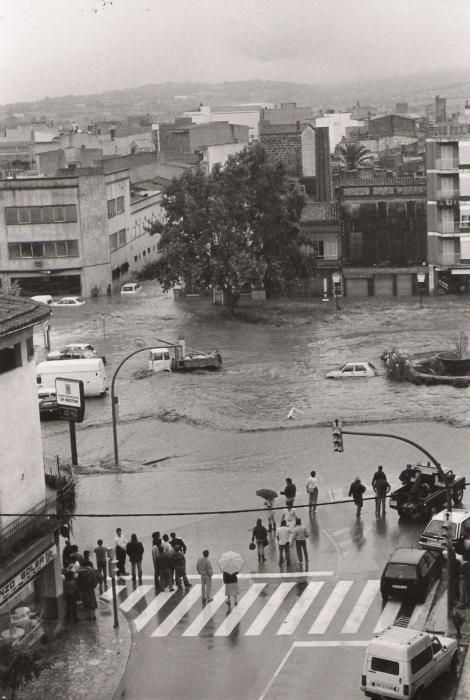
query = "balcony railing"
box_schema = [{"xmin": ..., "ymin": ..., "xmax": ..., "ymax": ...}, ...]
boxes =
[
  {"xmin": 0, "ymin": 455, "xmax": 75, "ymax": 565},
  {"xmin": 436, "ymin": 158, "xmax": 459, "ymax": 170},
  {"xmin": 436, "ymin": 190, "xmax": 460, "ymax": 199}
]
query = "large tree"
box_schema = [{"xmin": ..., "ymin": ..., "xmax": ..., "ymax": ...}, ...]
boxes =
[
  {"xmin": 337, "ymin": 142, "xmax": 374, "ymax": 171},
  {"xmin": 148, "ymin": 145, "xmax": 314, "ymax": 311}
]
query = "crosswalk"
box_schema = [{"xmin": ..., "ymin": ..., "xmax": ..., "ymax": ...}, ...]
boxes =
[{"xmin": 102, "ymin": 574, "xmax": 416, "ymax": 640}]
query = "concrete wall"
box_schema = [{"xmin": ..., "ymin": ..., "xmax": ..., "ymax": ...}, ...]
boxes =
[
  {"xmin": 315, "ymin": 113, "xmax": 364, "ymax": 152},
  {"xmin": 259, "ymin": 123, "xmax": 302, "ymax": 176},
  {"xmin": 0, "ymin": 327, "xmax": 46, "ymax": 528},
  {"xmin": 301, "ymin": 127, "xmax": 316, "ymax": 177},
  {"xmin": 200, "ymin": 142, "xmax": 248, "ymax": 174},
  {"xmin": 77, "ymin": 173, "xmax": 112, "ymax": 295},
  {"xmin": 369, "ymin": 115, "xmax": 417, "ymax": 139}
]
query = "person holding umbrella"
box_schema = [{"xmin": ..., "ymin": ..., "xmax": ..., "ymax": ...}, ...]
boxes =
[
  {"xmin": 256, "ymin": 489, "xmax": 278, "ymax": 533},
  {"xmin": 251, "ymin": 518, "xmax": 268, "ymax": 563},
  {"xmin": 219, "ymin": 551, "xmax": 243, "ymax": 608}
]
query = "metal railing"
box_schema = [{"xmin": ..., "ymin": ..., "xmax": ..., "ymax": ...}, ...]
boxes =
[{"xmin": 0, "ymin": 455, "xmax": 75, "ymax": 565}]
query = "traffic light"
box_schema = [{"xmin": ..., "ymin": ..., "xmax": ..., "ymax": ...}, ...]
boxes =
[{"xmin": 332, "ymin": 419, "xmax": 343, "ymax": 452}]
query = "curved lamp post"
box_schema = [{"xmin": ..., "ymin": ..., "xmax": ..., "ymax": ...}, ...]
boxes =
[{"xmin": 111, "ymin": 339, "xmax": 178, "ymax": 467}]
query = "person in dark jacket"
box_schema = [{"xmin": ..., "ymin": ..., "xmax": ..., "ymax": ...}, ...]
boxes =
[
  {"xmin": 281, "ymin": 477, "xmax": 297, "ymax": 507},
  {"xmin": 373, "ymin": 473, "xmax": 391, "ymax": 518},
  {"xmin": 76, "ymin": 564, "xmax": 98, "ymax": 621},
  {"xmin": 223, "ymin": 571, "xmax": 239, "ymax": 607},
  {"xmin": 171, "ymin": 544, "xmax": 191, "ymax": 589},
  {"xmin": 251, "ymin": 518, "xmax": 268, "ymax": 562},
  {"xmin": 157, "ymin": 546, "xmax": 173, "ymax": 591},
  {"xmin": 126, "ymin": 533, "xmax": 144, "ymax": 584},
  {"xmin": 371, "ymin": 465, "xmax": 387, "ymax": 490},
  {"xmin": 170, "ymin": 532, "xmax": 187, "ymax": 554},
  {"xmin": 82, "ymin": 550, "xmax": 94, "ymax": 568},
  {"xmin": 62, "ymin": 539, "xmax": 74, "ymax": 568},
  {"xmin": 348, "ymin": 477, "xmax": 366, "ymax": 518},
  {"xmin": 63, "ymin": 570, "xmax": 78, "ymax": 623}
]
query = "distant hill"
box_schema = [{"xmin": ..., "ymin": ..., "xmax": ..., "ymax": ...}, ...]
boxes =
[{"xmin": 3, "ymin": 72, "xmax": 470, "ymax": 122}]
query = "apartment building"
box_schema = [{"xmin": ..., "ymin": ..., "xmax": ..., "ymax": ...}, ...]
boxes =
[
  {"xmin": 426, "ymin": 136, "xmax": 470, "ymax": 293},
  {"xmin": 0, "ymin": 297, "xmax": 74, "ymax": 634}
]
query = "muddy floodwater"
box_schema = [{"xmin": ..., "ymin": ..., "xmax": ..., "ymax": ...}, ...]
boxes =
[{"xmin": 36, "ymin": 285, "xmax": 470, "ymax": 545}]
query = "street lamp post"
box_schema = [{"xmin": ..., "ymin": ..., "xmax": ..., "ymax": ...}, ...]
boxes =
[{"xmin": 334, "ymin": 422, "xmax": 454, "ymax": 615}]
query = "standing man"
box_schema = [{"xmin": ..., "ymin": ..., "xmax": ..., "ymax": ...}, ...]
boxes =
[
  {"xmin": 126, "ymin": 533, "xmax": 144, "ymax": 584},
  {"xmin": 371, "ymin": 465, "xmax": 387, "ymax": 490},
  {"xmin": 373, "ymin": 472, "xmax": 391, "ymax": 518},
  {"xmin": 292, "ymin": 518, "xmax": 309, "ymax": 565},
  {"xmin": 196, "ymin": 549, "xmax": 214, "ymax": 603},
  {"xmin": 281, "ymin": 477, "xmax": 297, "ymax": 507},
  {"xmin": 114, "ymin": 527, "xmax": 128, "ymax": 577},
  {"xmin": 94, "ymin": 539, "xmax": 108, "ymax": 593},
  {"xmin": 348, "ymin": 477, "xmax": 366, "ymax": 518},
  {"xmin": 170, "ymin": 532, "xmax": 187, "ymax": 554},
  {"xmin": 306, "ymin": 470, "xmax": 319, "ymax": 514},
  {"xmin": 277, "ymin": 519, "xmax": 291, "ymax": 566}
]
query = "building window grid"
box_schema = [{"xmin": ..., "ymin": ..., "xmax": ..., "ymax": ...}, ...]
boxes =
[
  {"xmin": 8, "ymin": 239, "xmax": 79, "ymax": 259},
  {"xmin": 5, "ymin": 205, "xmax": 77, "ymax": 225},
  {"xmin": 107, "ymin": 196, "xmax": 125, "ymax": 219},
  {"xmin": 110, "ymin": 229, "xmax": 127, "ymax": 252}
]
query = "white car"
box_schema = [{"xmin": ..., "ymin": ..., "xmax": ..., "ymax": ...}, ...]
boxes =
[
  {"xmin": 326, "ymin": 361, "xmax": 377, "ymax": 379},
  {"xmin": 31, "ymin": 295, "xmax": 53, "ymax": 306},
  {"xmin": 47, "ymin": 343, "xmax": 97, "ymax": 361},
  {"xmin": 121, "ymin": 282, "xmax": 143, "ymax": 295},
  {"xmin": 52, "ymin": 296, "xmax": 85, "ymax": 307}
]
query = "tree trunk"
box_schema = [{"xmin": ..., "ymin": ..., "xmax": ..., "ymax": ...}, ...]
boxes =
[{"xmin": 224, "ymin": 289, "xmax": 240, "ymax": 315}]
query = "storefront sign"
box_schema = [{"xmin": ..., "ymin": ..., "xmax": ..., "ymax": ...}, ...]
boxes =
[
  {"xmin": 0, "ymin": 545, "xmax": 56, "ymax": 607},
  {"xmin": 55, "ymin": 378, "xmax": 85, "ymax": 423}
]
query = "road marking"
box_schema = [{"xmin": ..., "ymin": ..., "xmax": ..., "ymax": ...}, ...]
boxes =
[
  {"xmin": 100, "ymin": 585, "xmax": 125, "ymax": 601},
  {"xmin": 182, "ymin": 588, "xmax": 227, "ymax": 636},
  {"xmin": 133, "ymin": 591, "xmax": 173, "ymax": 633},
  {"xmin": 341, "ymin": 580, "xmax": 380, "ymax": 634},
  {"xmin": 214, "ymin": 583, "xmax": 266, "ymax": 636},
  {"xmin": 309, "ymin": 580, "xmax": 353, "ymax": 634},
  {"xmin": 277, "ymin": 581, "xmax": 324, "ymax": 635},
  {"xmin": 245, "ymin": 582, "xmax": 296, "ymax": 636},
  {"xmin": 258, "ymin": 643, "xmax": 296, "ymax": 700},
  {"xmin": 151, "ymin": 586, "xmax": 201, "ymax": 637},
  {"xmin": 119, "ymin": 585, "xmax": 153, "ymax": 613},
  {"xmin": 374, "ymin": 600, "xmax": 401, "ymax": 633}
]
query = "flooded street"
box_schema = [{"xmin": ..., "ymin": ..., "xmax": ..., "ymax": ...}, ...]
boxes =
[{"xmin": 36, "ymin": 284, "xmax": 470, "ymax": 549}]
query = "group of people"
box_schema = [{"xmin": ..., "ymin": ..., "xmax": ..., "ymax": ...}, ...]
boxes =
[
  {"xmin": 348, "ymin": 465, "xmax": 391, "ymax": 518},
  {"xmin": 150, "ymin": 531, "xmax": 191, "ymax": 592},
  {"xmin": 62, "ymin": 541, "xmax": 102, "ymax": 622}
]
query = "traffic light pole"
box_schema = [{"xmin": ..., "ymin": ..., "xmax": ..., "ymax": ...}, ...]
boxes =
[{"xmin": 336, "ymin": 424, "xmax": 454, "ymax": 616}]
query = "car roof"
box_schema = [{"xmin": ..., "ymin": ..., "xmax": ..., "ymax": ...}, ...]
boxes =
[
  {"xmin": 429, "ymin": 509, "xmax": 470, "ymax": 524},
  {"xmin": 388, "ymin": 548, "xmax": 427, "ymax": 565}
]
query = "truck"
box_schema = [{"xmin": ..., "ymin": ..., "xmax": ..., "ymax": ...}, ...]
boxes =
[
  {"xmin": 389, "ymin": 463, "xmax": 465, "ymax": 521},
  {"xmin": 147, "ymin": 339, "xmax": 222, "ymax": 373}
]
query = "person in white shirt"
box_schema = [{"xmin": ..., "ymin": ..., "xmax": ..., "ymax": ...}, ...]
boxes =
[
  {"xmin": 276, "ymin": 520, "xmax": 291, "ymax": 566},
  {"xmin": 281, "ymin": 505, "xmax": 297, "ymax": 530},
  {"xmin": 306, "ymin": 470, "xmax": 319, "ymax": 514},
  {"xmin": 114, "ymin": 528, "xmax": 128, "ymax": 577},
  {"xmin": 292, "ymin": 518, "xmax": 309, "ymax": 564}
]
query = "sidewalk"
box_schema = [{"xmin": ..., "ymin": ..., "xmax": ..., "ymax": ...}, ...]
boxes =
[
  {"xmin": 16, "ymin": 597, "xmax": 131, "ymax": 700},
  {"xmin": 425, "ymin": 583, "xmax": 470, "ymax": 700}
]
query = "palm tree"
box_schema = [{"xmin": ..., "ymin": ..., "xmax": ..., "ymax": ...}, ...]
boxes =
[{"xmin": 337, "ymin": 143, "xmax": 374, "ymax": 171}]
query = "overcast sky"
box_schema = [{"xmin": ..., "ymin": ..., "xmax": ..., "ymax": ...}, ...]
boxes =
[{"xmin": 2, "ymin": 0, "xmax": 470, "ymax": 104}]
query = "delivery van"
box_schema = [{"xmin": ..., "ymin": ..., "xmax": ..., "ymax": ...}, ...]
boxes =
[
  {"xmin": 36, "ymin": 358, "xmax": 108, "ymax": 397},
  {"xmin": 361, "ymin": 625, "xmax": 458, "ymax": 699}
]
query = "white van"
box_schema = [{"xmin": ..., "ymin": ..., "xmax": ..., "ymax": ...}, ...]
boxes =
[
  {"xmin": 148, "ymin": 348, "xmax": 172, "ymax": 372},
  {"xmin": 361, "ymin": 625, "xmax": 458, "ymax": 699},
  {"xmin": 36, "ymin": 358, "xmax": 108, "ymax": 397}
]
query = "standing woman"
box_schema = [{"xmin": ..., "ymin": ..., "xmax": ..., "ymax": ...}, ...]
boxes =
[
  {"xmin": 251, "ymin": 518, "xmax": 268, "ymax": 563},
  {"xmin": 223, "ymin": 570, "xmax": 239, "ymax": 608}
]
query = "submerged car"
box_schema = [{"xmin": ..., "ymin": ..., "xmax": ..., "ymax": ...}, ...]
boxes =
[
  {"xmin": 121, "ymin": 282, "xmax": 142, "ymax": 295},
  {"xmin": 325, "ymin": 361, "xmax": 377, "ymax": 379},
  {"xmin": 52, "ymin": 296, "xmax": 85, "ymax": 307},
  {"xmin": 47, "ymin": 343, "xmax": 97, "ymax": 361},
  {"xmin": 380, "ymin": 547, "xmax": 441, "ymax": 604}
]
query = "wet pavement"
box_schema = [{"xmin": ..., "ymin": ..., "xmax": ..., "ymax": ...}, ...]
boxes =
[{"xmin": 16, "ymin": 599, "xmax": 131, "ymax": 700}]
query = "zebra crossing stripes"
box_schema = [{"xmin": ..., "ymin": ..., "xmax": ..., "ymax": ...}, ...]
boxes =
[
  {"xmin": 133, "ymin": 590, "xmax": 173, "ymax": 633},
  {"xmin": 182, "ymin": 589, "xmax": 227, "ymax": 637},
  {"xmin": 100, "ymin": 585, "xmax": 125, "ymax": 601},
  {"xmin": 309, "ymin": 580, "xmax": 353, "ymax": 634},
  {"xmin": 214, "ymin": 583, "xmax": 266, "ymax": 637},
  {"xmin": 152, "ymin": 586, "xmax": 202, "ymax": 637},
  {"xmin": 277, "ymin": 581, "xmax": 324, "ymax": 635},
  {"xmin": 119, "ymin": 585, "xmax": 153, "ymax": 613},
  {"xmin": 245, "ymin": 582, "xmax": 296, "ymax": 636},
  {"xmin": 374, "ymin": 599, "xmax": 401, "ymax": 633},
  {"xmin": 341, "ymin": 580, "xmax": 380, "ymax": 634}
]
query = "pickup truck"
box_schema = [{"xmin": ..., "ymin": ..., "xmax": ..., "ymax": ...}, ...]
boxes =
[{"xmin": 389, "ymin": 463, "xmax": 465, "ymax": 521}]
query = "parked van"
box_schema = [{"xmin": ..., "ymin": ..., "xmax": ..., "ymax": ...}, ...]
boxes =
[
  {"xmin": 36, "ymin": 358, "xmax": 108, "ymax": 397},
  {"xmin": 361, "ymin": 625, "xmax": 458, "ymax": 699},
  {"xmin": 148, "ymin": 348, "xmax": 172, "ymax": 372}
]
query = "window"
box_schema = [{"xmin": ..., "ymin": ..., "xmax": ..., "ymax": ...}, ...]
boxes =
[
  {"xmin": 4, "ymin": 204, "xmax": 77, "ymax": 225},
  {"xmin": 411, "ymin": 646, "xmax": 433, "ymax": 674},
  {"xmin": 107, "ymin": 199, "xmax": 116, "ymax": 218},
  {"xmin": 110, "ymin": 233, "xmax": 118, "ymax": 252},
  {"xmin": 31, "ymin": 207, "xmax": 42, "ymax": 224},
  {"xmin": 324, "ymin": 240, "xmax": 338, "ymax": 260},
  {"xmin": 5, "ymin": 208, "xmax": 18, "ymax": 225},
  {"xmin": 20, "ymin": 242, "xmax": 32, "ymax": 258},
  {"xmin": 8, "ymin": 243, "xmax": 20, "ymax": 259},
  {"xmin": 116, "ymin": 196, "xmax": 125, "ymax": 214},
  {"xmin": 0, "ymin": 343, "xmax": 22, "ymax": 374},
  {"xmin": 371, "ymin": 657, "xmax": 399, "ymax": 675},
  {"xmin": 67, "ymin": 239, "xmax": 79, "ymax": 256},
  {"xmin": 32, "ymin": 242, "xmax": 44, "ymax": 257},
  {"xmin": 53, "ymin": 206, "xmax": 66, "ymax": 222},
  {"xmin": 311, "ymin": 241, "xmax": 325, "ymax": 258},
  {"xmin": 143, "ymin": 250, "xmax": 146, "ymax": 256},
  {"xmin": 118, "ymin": 229, "xmax": 127, "ymax": 247},
  {"xmin": 147, "ymin": 247, "xmax": 150, "ymax": 254},
  {"xmin": 26, "ymin": 336, "xmax": 34, "ymax": 362},
  {"xmin": 44, "ymin": 241, "xmax": 56, "ymax": 257},
  {"xmin": 42, "ymin": 207, "xmax": 53, "ymax": 223},
  {"xmin": 56, "ymin": 241, "xmax": 67, "ymax": 256},
  {"xmin": 8, "ymin": 240, "xmax": 79, "ymax": 259},
  {"xmin": 134, "ymin": 255, "xmax": 138, "ymax": 262},
  {"xmin": 18, "ymin": 208, "xmax": 31, "ymax": 224}
]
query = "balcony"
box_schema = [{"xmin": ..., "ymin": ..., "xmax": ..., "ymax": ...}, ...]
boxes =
[
  {"xmin": 436, "ymin": 158, "xmax": 459, "ymax": 171},
  {"xmin": 434, "ymin": 252, "xmax": 461, "ymax": 266},
  {"xmin": 437, "ymin": 221, "xmax": 461, "ymax": 234},
  {"xmin": 0, "ymin": 455, "xmax": 75, "ymax": 565}
]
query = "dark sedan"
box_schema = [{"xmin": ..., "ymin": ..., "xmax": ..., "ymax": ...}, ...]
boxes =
[
  {"xmin": 39, "ymin": 398, "xmax": 59, "ymax": 421},
  {"xmin": 380, "ymin": 547, "xmax": 442, "ymax": 604}
]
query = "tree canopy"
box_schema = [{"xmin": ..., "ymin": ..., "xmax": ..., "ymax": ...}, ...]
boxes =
[
  {"xmin": 147, "ymin": 145, "xmax": 315, "ymax": 310},
  {"xmin": 337, "ymin": 142, "xmax": 374, "ymax": 171}
]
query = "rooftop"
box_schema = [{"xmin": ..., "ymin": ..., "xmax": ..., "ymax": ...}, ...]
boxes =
[
  {"xmin": 0, "ymin": 296, "xmax": 50, "ymax": 337},
  {"xmin": 336, "ymin": 176, "xmax": 426, "ymax": 187},
  {"xmin": 301, "ymin": 201, "xmax": 339, "ymax": 223}
]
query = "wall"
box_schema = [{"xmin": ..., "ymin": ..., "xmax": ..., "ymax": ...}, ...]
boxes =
[
  {"xmin": 77, "ymin": 173, "xmax": 112, "ymax": 295},
  {"xmin": 301, "ymin": 127, "xmax": 316, "ymax": 177},
  {"xmin": 368, "ymin": 115, "xmax": 417, "ymax": 139},
  {"xmin": 315, "ymin": 113, "xmax": 364, "ymax": 152},
  {"xmin": 127, "ymin": 193, "xmax": 163, "ymax": 275},
  {"xmin": 200, "ymin": 142, "xmax": 248, "ymax": 174},
  {"xmin": 0, "ymin": 327, "xmax": 45, "ymax": 528},
  {"xmin": 259, "ymin": 123, "xmax": 302, "ymax": 176}
]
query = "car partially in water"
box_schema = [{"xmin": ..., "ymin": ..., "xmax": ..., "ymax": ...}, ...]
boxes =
[
  {"xmin": 39, "ymin": 398, "xmax": 59, "ymax": 420},
  {"xmin": 121, "ymin": 282, "xmax": 143, "ymax": 295},
  {"xmin": 325, "ymin": 361, "xmax": 377, "ymax": 379},
  {"xmin": 52, "ymin": 296, "xmax": 85, "ymax": 307}
]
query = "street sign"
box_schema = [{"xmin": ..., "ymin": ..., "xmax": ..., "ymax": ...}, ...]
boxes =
[{"xmin": 55, "ymin": 377, "xmax": 85, "ymax": 423}]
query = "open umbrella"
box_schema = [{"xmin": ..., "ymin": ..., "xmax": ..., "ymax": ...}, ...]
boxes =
[
  {"xmin": 256, "ymin": 489, "xmax": 278, "ymax": 501},
  {"xmin": 218, "ymin": 551, "xmax": 244, "ymax": 574}
]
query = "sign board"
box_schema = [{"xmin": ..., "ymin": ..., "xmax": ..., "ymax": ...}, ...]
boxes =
[
  {"xmin": 417, "ymin": 273, "xmax": 426, "ymax": 283},
  {"xmin": 332, "ymin": 273, "xmax": 342, "ymax": 283},
  {"xmin": 0, "ymin": 545, "xmax": 56, "ymax": 608},
  {"xmin": 55, "ymin": 377, "xmax": 85, "ymax": 423}
]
